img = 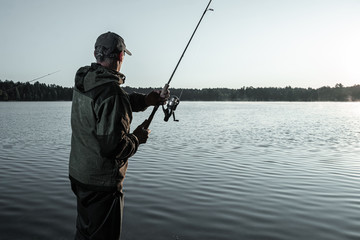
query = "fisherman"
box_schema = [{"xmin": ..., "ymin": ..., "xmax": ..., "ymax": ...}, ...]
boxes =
[{"xmin": 69, "ymin": 31, "xmax": 169, "ymax": 240}]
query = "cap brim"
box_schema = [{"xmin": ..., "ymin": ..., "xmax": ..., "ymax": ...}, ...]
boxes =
[{"xmin": 125, "ymin": 48, "xmax": 132, "ymax": 56}]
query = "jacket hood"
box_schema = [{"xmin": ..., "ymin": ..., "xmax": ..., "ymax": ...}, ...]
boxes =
[{"xmin": 74, "ymin": 63, "xmax": 125, "ymax": 92}]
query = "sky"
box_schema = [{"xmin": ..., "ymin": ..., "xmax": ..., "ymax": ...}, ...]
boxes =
[{"xmin": 0, "ymin": 0, "xmax": 359, "ymax": 89}]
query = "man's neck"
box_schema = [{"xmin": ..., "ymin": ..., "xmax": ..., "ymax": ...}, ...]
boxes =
[{"xmin": 97, "ymin": 61, "xmax": 120, "ymax": 72}]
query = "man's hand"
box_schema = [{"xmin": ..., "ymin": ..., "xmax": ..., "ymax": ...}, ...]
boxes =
[
  {"xmin": 133, "ymin": 120, "xmax": 151, "ymax": 144},
  {"xmin": 145, "ymin": 89, "xmax": 170, "ymax": 106}
]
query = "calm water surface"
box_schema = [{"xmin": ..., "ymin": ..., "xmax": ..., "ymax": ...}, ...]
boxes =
[{"xmin": 0, "ymin": 101, "xmax": 359, "ymax": 240}]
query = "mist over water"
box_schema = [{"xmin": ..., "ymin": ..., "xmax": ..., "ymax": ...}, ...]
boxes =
[{"xmin": 1, "ymin": 102, "xmax": 359, "ymax": 240}]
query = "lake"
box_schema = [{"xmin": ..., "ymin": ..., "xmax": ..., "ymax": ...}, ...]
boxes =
[{"xmin": 0, "ymin": 101, "xmax": 359, "ymax": 240}]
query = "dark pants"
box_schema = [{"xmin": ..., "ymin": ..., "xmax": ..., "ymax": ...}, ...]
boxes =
[{"xmin": 71, "ymin": 182, "xmax": 124, "ymax": 240}]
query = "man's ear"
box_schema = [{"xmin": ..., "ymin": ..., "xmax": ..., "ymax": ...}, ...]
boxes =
[{"xmin": 119, "ymin": 52, "xmax": 124, "ymax": 62}]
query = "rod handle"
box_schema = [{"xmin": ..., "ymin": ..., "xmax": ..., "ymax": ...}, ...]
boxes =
[{"xmin": 143, "ymin": 83, "xmax": 170, "ymax": 129}]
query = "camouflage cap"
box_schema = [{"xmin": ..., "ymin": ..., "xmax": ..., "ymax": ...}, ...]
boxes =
[{"xmin": 94, "ymin": 31, "xmax": 132, "ymax": 57}]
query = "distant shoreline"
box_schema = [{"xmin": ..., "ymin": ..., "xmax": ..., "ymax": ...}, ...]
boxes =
[{"xmin": 1, "ymin": 80, "xmax": 359, "ymax": 102}]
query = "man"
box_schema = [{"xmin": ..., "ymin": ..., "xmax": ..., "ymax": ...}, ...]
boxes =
[{"xmin": 69, "ymin": 31, "xmax": 169, "ymax": 240}]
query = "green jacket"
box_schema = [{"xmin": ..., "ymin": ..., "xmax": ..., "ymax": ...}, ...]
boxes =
[{"xmin": 69, "ymin": 63, "xmax": 147, "ymax": 191}]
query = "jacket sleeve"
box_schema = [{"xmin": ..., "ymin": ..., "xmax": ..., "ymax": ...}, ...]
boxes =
[
  {"xmin": 95, "ymin": 94, "xmax": 139, "ymax": 161},
  {"xmin": 129, "ymin": 92, "xmax": 148, "ymax": 112}
]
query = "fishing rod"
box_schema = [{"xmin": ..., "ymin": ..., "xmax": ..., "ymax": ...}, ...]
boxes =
[{"xmin": 144, "ymin": 0, "xmax": 214, "ymax": 128}]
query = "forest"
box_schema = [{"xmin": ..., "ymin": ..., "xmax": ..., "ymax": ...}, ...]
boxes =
[
  {"xmin": 0, "ymin": 80, "xmax": 72, "ymax": 101},
  {"xmin": 1, "ymin": 80, "xmax": 360, "ymax": 102}
]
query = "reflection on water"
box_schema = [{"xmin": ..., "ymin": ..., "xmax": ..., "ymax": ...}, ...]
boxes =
[{"xmin": 0, "ymin": 102, "xmax": 359, "ymax": 240}]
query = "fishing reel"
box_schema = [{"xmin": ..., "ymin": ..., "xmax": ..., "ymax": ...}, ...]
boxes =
[{"xmin": 162, "ymin": 95, "xmax": 180, "ymax": 122}]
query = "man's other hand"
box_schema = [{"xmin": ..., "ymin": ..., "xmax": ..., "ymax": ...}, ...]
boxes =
[{"xmin": 133, "ymin": 120, "xmax": 151, "ymax": 144}]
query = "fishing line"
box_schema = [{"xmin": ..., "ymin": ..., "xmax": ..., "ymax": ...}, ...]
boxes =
[
  {"xmin": 2, "ymin": 70, "xmax": 61, "ymax": 92},
  {"xmin": 26, "ymin": 70, "xmax": 61, "ymax": 84}
]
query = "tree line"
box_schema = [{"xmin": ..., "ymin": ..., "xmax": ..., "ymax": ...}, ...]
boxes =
[
  {"xmin": 0, "ymin": 80, "xmax": 72, "ymax": 101},
  {"xmin": 1, "ymin": 80, "xmax": 360, "ymax": 101},
  {"xmin": 123, "ymin": 83, "xmax": 360, "ymax": 101}
]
